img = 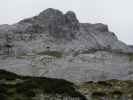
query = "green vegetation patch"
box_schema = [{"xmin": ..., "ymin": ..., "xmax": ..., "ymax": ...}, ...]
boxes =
[
  {"xmin": 128, "ymin": 53, "xmax": 133, "ymax": 61},
  {"xmin": 91, "ymin": 91, "xmax": 107, "ymax": 99},
  {"xmin": 79, "ymin": 79, "xmax": 133, "ymax": 100},
  {"xmin": 37, "ymin": 50, "xmax": 63, "ymax": 58},
  {"xmin": 0, "ymin": 69, "xmax": 87, "ymax": 100},
  {"xmin": 0, "ymin": 70, "xmax": 20, "ymax": 80}
]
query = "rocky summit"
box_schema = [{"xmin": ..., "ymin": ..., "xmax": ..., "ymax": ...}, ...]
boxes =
[{"xmin": 0, "ymin": 8, "xmax": 133, "ymax": 84}]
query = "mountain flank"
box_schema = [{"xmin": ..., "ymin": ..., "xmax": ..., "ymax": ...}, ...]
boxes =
[{"xmin": 0, "ymin": 8, "xmax": 133, "ymax": 83}]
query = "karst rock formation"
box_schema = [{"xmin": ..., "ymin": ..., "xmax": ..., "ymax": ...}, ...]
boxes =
[{"xmin": 0, "ymin": 8, "xmax": 133, "ymax": 83}]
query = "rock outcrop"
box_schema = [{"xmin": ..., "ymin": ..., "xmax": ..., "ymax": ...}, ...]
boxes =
[
  {"xmin": 17, "ymin": 8, "xmax": 79, "ymax": 40},
  {"xmin": 0, "ymin": 8, "xmax": 133, "ymax": 83}
]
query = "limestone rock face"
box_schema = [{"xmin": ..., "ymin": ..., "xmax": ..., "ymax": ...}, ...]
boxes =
[
  {"xmin": 65, "ymin": 11, "xmax": 79, "ymax": 30},
  {"xmin": 0, "ymin": 8, "xmax": 133, "ymax": 83},
  {"xmin": 18, "ymin": 8, "xmax": 79, "ymax": 40}
]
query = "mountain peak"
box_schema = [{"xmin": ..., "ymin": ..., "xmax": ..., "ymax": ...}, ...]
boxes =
[
  {"xmin": 65, "ymin": 11, "xmax": 79, "ymax": 25},
  {"xmin": 18, "ymin": 8, "xmax": 80, "ymax": 39},
  {"xmin": 39, "ymin": 8, "xmax": 63, "ymax": 18},
  {"xmin": 2, "ymin": 8, "xmax": 132, "ymax": 53}
]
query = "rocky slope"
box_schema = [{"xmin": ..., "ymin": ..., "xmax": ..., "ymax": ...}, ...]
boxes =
[{"xmin": 0, "ymin": 8, "xmax": 133, "ymax": 83}]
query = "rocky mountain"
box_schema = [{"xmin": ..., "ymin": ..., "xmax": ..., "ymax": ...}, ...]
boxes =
[{"xmin": 0, "ymin": 8, "xmax": 133, "ymax": 83}]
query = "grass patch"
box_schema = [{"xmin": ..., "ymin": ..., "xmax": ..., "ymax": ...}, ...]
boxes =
[
  {"xmin": 128, "ymin": 53, "xmax": 133, "ymax": 61},
  {"xmin": 79, "ymin": 80, "xmax": 133, "ymax": 100},
  {"xmin": 37, "ymin": 51, "xmax": 63, "ymax": 58},
  {"xmin": 91, "ymin": 91, "xmax": 107, "ymax": 99},
  {"xmin": 97, "ymin": 81, "xmax": 112, "ymax": 87}
]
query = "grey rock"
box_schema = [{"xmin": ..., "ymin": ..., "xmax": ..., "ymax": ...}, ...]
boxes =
[{"xmin": 92, "ymin": 23, "xmax": 109, "ymax": 32}]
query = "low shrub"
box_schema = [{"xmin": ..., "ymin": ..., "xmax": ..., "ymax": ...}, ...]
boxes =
[
  {"xmin": 129, "ymin": 54, "xmax": 133, "ymax": 61},
  {"xmin": 0, "ymin": 70, "xmax": 20, "ymax": 80},
  {"xmin": 0, "ymin": 69, "xmax": 87, "ymax": 100},
  {"xmin": 91, "ymin": 91, "xmax": 107, "ymax": 98}
]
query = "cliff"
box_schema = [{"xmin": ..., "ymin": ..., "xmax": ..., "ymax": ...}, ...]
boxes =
[{"xmin": 0, "ymin": 8, "xmax": 133, "ymax": 83}]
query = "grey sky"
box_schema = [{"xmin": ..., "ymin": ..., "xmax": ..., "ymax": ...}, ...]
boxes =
[{"xmin": 0, "ymin": 0, "xmax": 133, "ymax": 45}]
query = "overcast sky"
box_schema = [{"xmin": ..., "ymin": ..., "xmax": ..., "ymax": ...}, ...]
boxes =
[{"xmin": 0, "ymin": 0, "xmax": 133, "ymax": 45}]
